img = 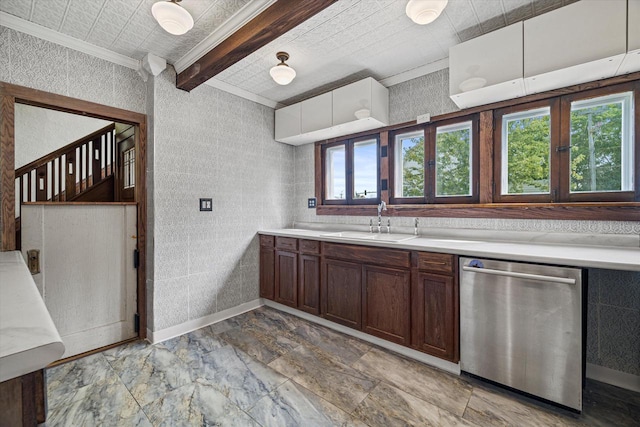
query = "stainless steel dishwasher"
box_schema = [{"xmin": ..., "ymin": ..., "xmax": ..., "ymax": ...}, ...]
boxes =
[{"xmin": 460, "ymin": 257, "xmax": 585, "ymax": 411}]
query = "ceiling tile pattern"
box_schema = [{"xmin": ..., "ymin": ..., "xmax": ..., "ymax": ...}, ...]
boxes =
[
  {"xmin": 0, "ymin": 0, "xmax": 250, "ymax": 63},
  {"xmin": 213, "ymin": 0, "xmax": 576, "ymax": 104},
  {"xmin": 0, "ymin": 0, "xmax": 576, "ymax": 104}
]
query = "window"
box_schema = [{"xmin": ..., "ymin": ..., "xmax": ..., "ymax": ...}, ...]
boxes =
[
  {"xmin": 390, "ymin": 116, "xmax": 479, "ymax": 204},
  {"xmin": 317, "ymin": 78, "xmax": 637, "ymax": 219},
  {"xmin": 435, "ymin": 121, "xmax": 474, "ymax": 198},
  {"xmin": 123, "ymin": 147, "xmax": 135, "ymax": 189},
  {"xmin": 566, "ymin": 91, "xmax": 634, "ymax": 197},
  {"xmin": 392, "ymin": 129, "xmax": 425, "ymax": 202},
  {"xmin": 322, "ymin": 135, "xmax": 380, "ymax": 205},
  {"xmin": 500, "ymin": 105, "xmax": 552, "ymax": 198},
  {"xmin": 353, "ymin": 138, "xmax": 378, "ymax": 199},
  {"xmin": 496, "ymin": 83, "xmax": 637, "ymax": 203},
  {"xmin": 325, "ymin": 144, "xmax": 346, "ymax": 200}
]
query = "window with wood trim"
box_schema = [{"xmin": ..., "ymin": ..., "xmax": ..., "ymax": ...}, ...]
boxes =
[
  {"xmin": 495, "ymin": 82, "xmax": 638, "ymax": 203},
  {"xmin": 123, "ymin": 147, "xmax": 135, "ymax": 189},
  {"xmin": 322, "ymin": 135, "xmax": 380, "ymax": 205},
  {"xmin": 494, "ymin": 99, "xmax": 558, "ymax": 203},
  {"xmin": 390, "ymin": 115, "xmax": 479, "ymax": 204}
]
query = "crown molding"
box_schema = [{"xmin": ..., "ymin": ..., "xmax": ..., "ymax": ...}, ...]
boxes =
[
  {"xmin": 204, "ymin": 78, "xmax": 282, "ymax": 109},
  {"xmin": 0, "ymin": 11, "xmax": 141, "ymax": 71},
  {"xmin": 379, "ymin": 57, "xmax": 449, "ymax": 87},
  {"xmin": 173, "ymin": 0, "xmax": 278, "ymax": 74}
]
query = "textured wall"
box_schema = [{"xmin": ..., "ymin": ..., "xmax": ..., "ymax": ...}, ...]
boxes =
[
  {"xmin": 0, "ymin": 26, "xmax": 146, "ymax": 114},
  {"xmin": 292, "ymin": 68, "xmax": 640, "ymax": 376},
  {"xmin": 150, "ymin": 67, "xmax": 293, "ymax": 331},
  {"xmin": 389, "ymin": 68, "xmax": 459, "ymax": 125},
  {"xmin": 14, "ymin": 104, "xmax": 110, "ymax": 168}
]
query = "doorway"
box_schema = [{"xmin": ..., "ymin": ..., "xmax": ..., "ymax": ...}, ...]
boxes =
[{"xmin": 0, "ymin": 82, "xmax": 148, "ymax": 358}]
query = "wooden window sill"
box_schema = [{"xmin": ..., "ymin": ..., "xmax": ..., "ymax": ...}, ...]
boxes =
[{"xmin": 315, "ymin": 202, "xmax": 640, "ymax": 221}]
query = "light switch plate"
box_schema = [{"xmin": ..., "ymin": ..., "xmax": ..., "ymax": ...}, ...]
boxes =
[
  {"xmin": 308, "ymin": 198, "xmax": 317, "ymax": 208},
  {"xmin": 200, "ymin": 198, "xmax": 212, "ymax": 211}
]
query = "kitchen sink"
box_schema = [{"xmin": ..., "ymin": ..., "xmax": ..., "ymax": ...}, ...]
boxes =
[{"xmin": 320, "ymin": 231, "xmax": 417, "ymax": 243}]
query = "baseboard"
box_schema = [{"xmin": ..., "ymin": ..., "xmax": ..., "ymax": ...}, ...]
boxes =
[
  {"xmin": 146, "ymin": 299, "xmax": 264, "ymax": 344},
  {"xmin": 262, "ymin": 299, "xmax": 461, "ymax": 375},
  {"xmin": 586, "ymin": 363, "xmax": 640, "ymax": 393}
]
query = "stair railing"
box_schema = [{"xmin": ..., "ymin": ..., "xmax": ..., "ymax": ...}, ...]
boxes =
[{"xmin": 15, "ymin": 123, "xmax": 116, "ymax": 215}]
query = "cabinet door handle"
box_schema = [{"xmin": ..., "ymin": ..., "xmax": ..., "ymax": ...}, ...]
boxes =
[{"xmin": 423, "ymin": 261, "xmax": 447, "ymax": 265}]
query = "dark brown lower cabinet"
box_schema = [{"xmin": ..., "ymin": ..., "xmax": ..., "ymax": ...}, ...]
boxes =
[
  {"xmin": 298, "ymin": 254, "xmax": 320, "ymax": 314},
  {"xmin": 275, "ymin": 250, "xmax": 297, "ymax": 308},
  {"xmin": 362, "ymin": 265, "xmax": 411, "ymax": 345},
  {"xmin": 411, "ymin": 271, "xmax": 458, "ymax": 362},
  {"xmin": 259, "ymin": 236, "xmax": 275, "ymax": 299},
  {"xmin": 259, "ymin": 235, "xmax": 459, "ymax": 363},
  {"xmin": 321, "ymin": 258, "xmax": 362, "ymax": 329},
  {"xmin": 259, "ymin": 247, "xmax": 275, "ymax": 299}
]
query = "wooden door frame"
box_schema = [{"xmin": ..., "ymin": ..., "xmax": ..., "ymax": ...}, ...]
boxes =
[{"xmin": 0, "ymin": 82, "xmax": 148, "ymax": 339}]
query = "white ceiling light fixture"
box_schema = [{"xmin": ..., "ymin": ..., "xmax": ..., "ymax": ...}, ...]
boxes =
[
  {"xmin": 406, "ymin": 0, "xmax": 449, "ymax": 25},
  {"xmin": 269, "ymin": 52, "xmax": 297, "ymax": 85},
  {"xmin": 152, "ymin": 0, "xmax": 194, "ymax": 35}
]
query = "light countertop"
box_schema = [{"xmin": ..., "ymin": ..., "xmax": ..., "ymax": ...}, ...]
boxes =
[
  {"xmin": 259, "ymin": 228, "xmax": 640, "ymax": 272},
  {"xmin": 0, "ymin": 251, "xmax": 64, "ymax": 382}
]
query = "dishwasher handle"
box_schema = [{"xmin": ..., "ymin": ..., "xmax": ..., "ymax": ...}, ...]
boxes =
[{"xmin": 462, "ymin": 265, "xmax": 576, "ymax": 285}]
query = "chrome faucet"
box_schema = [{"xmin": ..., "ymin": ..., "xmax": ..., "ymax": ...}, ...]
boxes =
[
  {"xmin": 414, "ymin": 217, "xmax": 419, "ymax": 235},
  {"xmin": 377, "ymin": 201, "xmax": 387, "ymax": 233}
]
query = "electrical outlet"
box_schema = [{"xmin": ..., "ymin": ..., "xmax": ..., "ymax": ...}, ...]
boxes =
[
  {"xmin": 308, "ymin": 198, "xmax": 317, "ymax": 208},
  {"xmin": 417, "ymin": 113, "xmax": 431, "ymax": 124},
  {"xmin": 199, "ymin": 198, "xmax": 212, "ymax": 211}
]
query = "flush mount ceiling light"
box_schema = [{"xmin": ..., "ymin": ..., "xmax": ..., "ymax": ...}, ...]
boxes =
[
  {"xmin": 269, "ymin": 52, "xmax": 297, "ymax": 85},
  {"xmin": 152, "ymin": 0, "xmax": 194, "ymax": 35},
  {"xmin": 406, "ymin": 0, "xmax": 449, "ymax": 25}
]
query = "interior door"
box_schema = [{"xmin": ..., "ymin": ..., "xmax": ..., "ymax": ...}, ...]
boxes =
[{"xmin": 20, "ymin": 204, "xmax": 138, "ymax": 359}]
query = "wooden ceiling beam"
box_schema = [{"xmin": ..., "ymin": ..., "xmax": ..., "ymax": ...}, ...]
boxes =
[{"xmin": 176, "ymin": 0, "xmax": 338, "ymax": 92}]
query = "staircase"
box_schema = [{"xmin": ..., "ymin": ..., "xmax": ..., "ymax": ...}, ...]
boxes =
[{"xmin": 14, "ymin": 123, "xmax": 134, "ymax": 247}]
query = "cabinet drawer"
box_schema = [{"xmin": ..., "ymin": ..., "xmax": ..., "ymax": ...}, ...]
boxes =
[
  {"xmin": 413, "ymin": 252, "xmax": 455, "ymax": 274},
  {"xmin": 300, "ymin": 239, "xmax": 320, "ymax": 254},
  {"xmin": 260, "ymin": 235, "xmax": 274, "ymax": 248},
  {"xmin": 275, "ymin": 237, "xmax": 298, "ymax": 251},
  {"xmin": 322, "ymin": 242, "xmax": 410, "ymax": 269}
]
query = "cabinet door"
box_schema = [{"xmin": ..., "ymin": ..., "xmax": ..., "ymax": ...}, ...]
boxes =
[
  {"xmin": 275, "ymin": 103, "xmax": 301, "ymax": 142},
  {"xmin": 275, "ymin": 250, "xmax": 297, "ymax": 308},
  {"xmin": 321, "ymin": 259, "xmax": 362, "ymax": 329},
  {"xmin": 298, "ymin": 254, "xmax": 320, "ymax": 315},
  {"xmin": 259, "ymin": 246, "xmax": 274, "ymax": 300},
  {"xmin": 362, "ymin": 265, "xmax": 410, "ymax": 345},
  {"xmin": 411, "ymin": 272, "xmax": 459, "ymax": 362},
  {"xmin": 301, "ymin": 92, "xmax": 332, "ymax": 134}
]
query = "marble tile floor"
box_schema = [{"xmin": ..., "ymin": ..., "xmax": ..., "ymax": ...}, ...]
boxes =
[{"xmin": 44, "ymin": 306, "xmax": 640, "ymax": 426}]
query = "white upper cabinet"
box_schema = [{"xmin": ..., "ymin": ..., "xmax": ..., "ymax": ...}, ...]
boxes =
[
  {"xmin": 301, "ymin": 92, "xmax": 332, "ymax": 134},
  {"xmin": 449, "ymin": 23, "xmax": 525, "ymax": 109},
  {"xmin": 524, "ymin": 0, "xmax": 627, "ymax": 94},
  {"xmin": 332, "ymin": 77, "xmax": 389, "ymax": 127},
  {"xmin": 274, "ymin": 103, "xmax": 300, "ymax": 142},
  {"xmin": 617, "ymin": 0, "xmax": 640, "ymax": 75},
  {"xmin": 274, "ymin": 77, "xmax": 389, "ymax": 145}
]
